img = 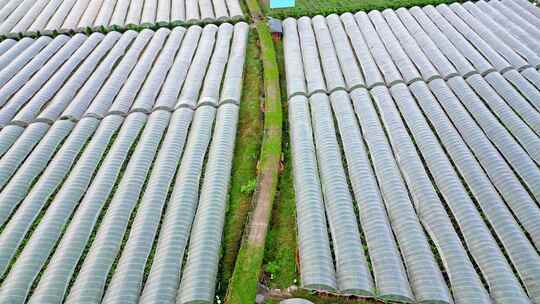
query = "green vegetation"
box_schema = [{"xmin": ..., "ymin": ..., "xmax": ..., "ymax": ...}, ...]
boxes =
[
  {"xmin": 219, "ymin": 28, "xmax": 264, "ymax": 295},
  {"xmin": 264, "ymin": 0, "xmax": 461, "ymax": 18},
  {"xmin": 241, "ymin": 178, "xmax": 258, "ymax": 194},
  {"xmin": 261, "ymin": 38, "xmax": 298, "ymax": 290},
  {"xmin": 246, "ymin": 0, "xmax": 265, "ymax": 17},
  {"xmin": 227, "ymin": 242, "xmax": 266, "ymax": 303},
  {"xmin": 3, "ymin": 18, "xmax": 249, "ymax": 41},
  {"xmin": 225, "ymin": 0, "xmax": 283, "ymax": 301},
  {"xmin": 262, "ymin": 140, "xmax": 297, "ymax": 289}
]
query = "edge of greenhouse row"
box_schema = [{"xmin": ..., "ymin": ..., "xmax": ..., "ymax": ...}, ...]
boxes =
[
  {"xmin": 225, "ymin": 0, "xmax": 283, "ymax": 302},
  {"xmin": 218, "ymin": 27, "xmax": 263, "ymax": 297},
  {"xmin": 256, "ymin": 38, "xmax": 374, "ymax": 304},
  {"xmin": 0, "ymin": 17, "xmax": 248, "ymax": 40}
]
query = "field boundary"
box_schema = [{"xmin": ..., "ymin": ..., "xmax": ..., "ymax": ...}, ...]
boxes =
[{"xmin": 225, "ymin": 0, "xmax": 283, "ymax": 302}]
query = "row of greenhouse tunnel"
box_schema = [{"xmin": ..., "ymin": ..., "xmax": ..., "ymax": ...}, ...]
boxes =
[
  {"xmin": 284, "ymin": 0, "xmax": 540, "ymax": 303},
  {"xmin": 0, "ymin": 18, "xmax": 249, "ymax": 303},
  {"xmin": 0, "ymin": 0, "xmax": 244, "ymax": 35}
]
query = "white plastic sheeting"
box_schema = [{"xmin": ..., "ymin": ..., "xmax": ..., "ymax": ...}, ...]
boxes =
[
  {"xmin": 65, "ymin": 110, "xmax": 171, "ymax": 304},
  {"xmin": 0, "ymin": 33, "xmax": 91, "ymax": 123},
  {"xmin": 0, "ymin": 117, "xmax": 100, "ymax": 303},
  {"xmin": 0, "ymin": 120, "xmax": 73, "ymax": 227},
  {"xmin": 142, "ymin": 22, "xmax": 246, "ymax": 304},
  {"xmin": 0, "ymin": 115, "xmax": 123, "ymax": 304},
  {"xmin": 288, "ymin": 94, "xmax": 337, "ymax": 292},
  {"xmin": 0, "ymin": 0, "xmax": 243, "ymax": 34},
  {"xmin": 352, "ymin": 87, "xmax": 450, "ymax": 304},
  {"xmin": 0, "ymin": 22, "xmax": 249, "ymax": 304},
  {"xmin": 28, "ymin": 113, "xmax": 148, "ymax": 304},
  {"xmin": 330, "ymin": 90, "xmax": 411, "ymax": 300},
  {"xmin": 283, "ymin": 3, "xmax": 540, "ymax": 303},
  {"xmin": 383, "ymin": 9, "xmax": 540, "ymax": 300},
  {"xmin": 297, "ymin": 16, "xmax": 374, "ymax": 295},
  {"xmin": 308, "ymin": 93, "xmax": 373, "ymax": 295}
]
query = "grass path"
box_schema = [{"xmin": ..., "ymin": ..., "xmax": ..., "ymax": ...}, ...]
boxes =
[
  {"xmin": 225, "ymin": 0, "xmax": 283, "ymax": 302},
  {"xmin": 261, "ymin": 38, "xmax": 297, "ymax": 290},
  {"xmin": 218, "ymin": 28, "xmax": 264, "ymax": 295}
]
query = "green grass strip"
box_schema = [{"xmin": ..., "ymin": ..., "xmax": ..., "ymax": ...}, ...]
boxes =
[
  {"xmin": 219, "ymin": 28, "xmax": 263, "ymax": 294},
  {"xmin": 225, "ymin": 0, "xmax": 283, "ymax": 302},
  {"xmin": 0, "ymin": 17, "xmax": 248, "ymax": 41},
  {"xmin": 261, "ymin": 38, "xmax": 297, "ymax": 290}
]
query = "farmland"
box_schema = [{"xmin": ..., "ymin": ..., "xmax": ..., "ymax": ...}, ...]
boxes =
[
  {"xmin": 282, "ymin": 0, "xmax": 540, "ymax": 303},
  {"xmin": 0, "ymin": 0, "xmax": 244, "ymax": 36},
  {"xmin": 0, "ymin": 0, "xmax": 539, "ymax": 303},
  {"xmin": 0, "ymin": 22, "xmax": 249, "ymax": 304}
]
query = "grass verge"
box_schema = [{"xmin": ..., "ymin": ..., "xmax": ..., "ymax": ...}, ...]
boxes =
[
  {"xmin": 263, "ymin": 0, "xmax": 461, "ymax": 19},
  {"xmin": 260, "ymin": 37, "xmax": 297, "ymax": 290},
  {"xmin": 219, "ymin": 27, "xmax": 264, "ymax": 295},
  {"xmin": 225, "ymin": 0, "xmax": 283, "ymax": 302}
]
